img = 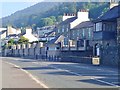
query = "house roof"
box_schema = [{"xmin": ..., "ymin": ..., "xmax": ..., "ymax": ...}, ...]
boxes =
[
  {"xmin": 47, "ymin": 34, "xmax": 65, "ymax": 45},
  {"xmin": 0, "ymin": 30, "xmax": 7, "ymax": 35},
  {"xmin": 47, "ymin": 34, "xmax": 60, "ymax": 45},
  {"xmin": 95, "ymin": 5, "xmax": 120, "ymax": 22},
  {"xmin": 46, "ymin": 27, "xmax": 56, "ymax": 36},
  {"xmin": 7, "ymin": 34, "xmax": 18, "ymax": 37},
  {"xmin": 72, "ymin": 21, "xmax": 94, "ymax": 30},
  {"xmin": 59, "ymin": 17, "xmax": 77, "ymax": 25}
]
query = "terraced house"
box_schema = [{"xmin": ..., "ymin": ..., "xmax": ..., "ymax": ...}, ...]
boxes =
[
  {"xmin": 92, "ymin": 5, "xmax": 120, "ymax": 66},
  {"xmin": 55, "ymin": 10, "xmax": 90, "ymax": 49},
  {"xmin": 70, "ymin": 21, "xmax": 94, "ymax": 51}
]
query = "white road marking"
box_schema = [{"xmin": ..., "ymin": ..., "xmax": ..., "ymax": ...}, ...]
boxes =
[
  {"xmin": 32, "ymin": 61, "xmax": 119, "ymax": 87},
  {"xmin": 4, "ymin": 58, "xmax": 119, "ymax": 87},
  {"xmin": 65, "ymin": 64, "xmax": 116, "ymax": 73},
  {"xmin": 91, "ymin": 78, "xmax": 119, "ymax": 87},
  {"xmin": 50, "ymin": 65, "xmax": 119, "ymax": 87},
  {"xmin": 4, "ymin": 61, "xmax": 49, "ymax": 88}
]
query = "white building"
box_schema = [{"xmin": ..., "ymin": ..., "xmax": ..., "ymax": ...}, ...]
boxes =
[
  {"xmin": 23, "ymin": 28, "xmax": 38, "ymax": 42},
  {"xmin": 0, "ymin": 28, "xmax": 7, "ymax": 39}
]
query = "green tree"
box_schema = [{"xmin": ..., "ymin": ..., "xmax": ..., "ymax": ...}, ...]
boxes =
[
  {"xmin": 6, "ymin": 39, "xmax": 15, "ymax": 49},
  {"xmin": 68, "ymin": 2, "xmax": 77, "ymax": 13},
  {"xmin": 50, "ymin": 16, "xmax": 56, "ymax": 22},
  {"xmin": 43, "ymin": 18, "xmax": 54, "ymax": 26},
  {"xmin": 57, "ymin": 15, "xmax": 62, "ymax": 23},
  {"xmin": 8, "ymin": 39, "xmax": 15, "ymax": 45},
  {"xmin": 18, "ymin": 36, "xmax": 29, "ymax": 44}
]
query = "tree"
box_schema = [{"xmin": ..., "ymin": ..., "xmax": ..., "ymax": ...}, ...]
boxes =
[
  {"xmin": 42, "ymin": 18, "xmax": 54, "ymax": 26},
  {"xmin": 5, "ymin": 39, "xmax": 15, "ymax": 49},
  {"xmin": 68, "ymin": 2, "xmax": 77, "ymax": 13},
  {"xmin": 57, "ymin": 15, "xmax": 63, "ymax": 23},
  {"xmin": 18, "ymin": 36, "xmax": 29, "ymax": 44},
  {"xmin": 8, "ymin": 39, "xmax": 15, "ymax": 45},
  {"xmin": 50, "ymin": 16, "xmax": 56, "ymax": 22}
]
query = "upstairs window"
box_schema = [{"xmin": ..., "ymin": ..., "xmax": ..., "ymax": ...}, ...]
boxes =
[
  {"xmin": 88, "ymin": 28, "xmax": 92, "ymax": 39},
  {"xmin": 77, "ymin": 30, "xmax": 79, "ymax": 36},
  {"xmin": 62, "ymin": 26, "xmax": 64, "ymax": 32},
  {"xmin": 82, "ymin": 29, "xmax": 85, "ymax": 38},
  {"xmin": 95, "ymin": 22, "xmax": 102, "ymax": 31},
  {"xmin": 66, "ymin": 25, "xmax": 69, "ymax": 32}
]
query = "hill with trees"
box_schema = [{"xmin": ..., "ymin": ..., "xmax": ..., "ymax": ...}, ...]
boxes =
[{"xmin": 1, "ymin": 2, "xmax": 110, "ymax": 30}]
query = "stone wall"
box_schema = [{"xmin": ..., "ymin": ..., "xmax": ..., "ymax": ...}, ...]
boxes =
[
  {"xmin": 46, "ymin": 49, "xmax": 93, "ymax": 63},
  {"xmin": 2, "ymin": 44, "xmax": 119, "ymax": 67},
  {"xmin": 101, "ymin": 46, "xmax": 119, "ymax": 66}
]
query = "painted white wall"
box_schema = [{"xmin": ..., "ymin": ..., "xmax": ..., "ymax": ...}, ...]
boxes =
[
  {"xmin": 25, "ymin": 28, "xmax": 32, "ymax": 34},
  {"xmin": 63, "ymin": 16, "xmax": 75, "ymax": 21},
  {"xmin": 0, "ymin": 28, "xmax": 7, "ymax": 31},
  {"xmin": 70, "ymin": 11, "xmax": 89, "ymax": 29},
  {"xmin": 16, "ymin": 29, "xmax": 21, "ymax": 35},
  {"xmin": 23, "ymin": 28, "xmax": 38, "ymax": 42},
  {"xmin": 7, "ymin": 26, "xmax": 17, "ymax": 35}
]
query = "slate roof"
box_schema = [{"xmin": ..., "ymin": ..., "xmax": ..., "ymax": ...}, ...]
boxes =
[
  {"xmin": 59, "ymin": 17, "xmax": 77, "ymax": 25},
  {"xmin": 0, "ymin": 30, "xmax": 7, "ymax": 35},
  {"xmin": 95, "ymin": 5, "xmax": 120, "ymax": 22},
  {"xmin": 8, "ymin": 34, "xmax": 18, "ymax": 37},
  {"xmin": 72, "ymin": 21, "xmax": 94, "ymax": 30},
  {"xmin": 47, "ymin": 34, "xmax": 61, "ymax": 45},
  {"xmin": 46, "ymin": 27, "xmax": 56, "ymax": 36}
]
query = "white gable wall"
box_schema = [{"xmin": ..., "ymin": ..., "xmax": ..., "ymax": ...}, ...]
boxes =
[
  {"xmin": 7, "ymin": 26, "xmax": 17, "ymax": 35},
  {"xmin": 70, "ymin": 11, "xmax": 89, "ymax": 29},
  {"xmin": 25, "ymin": 28, "xmax": 32, "ymax": 34},
  {"xmin": 23, "ymin": 28, "xmax": 38, "ymax": 42},
  {"xmin": 63, "ymin": 16, "xmax": 75, "ymax": 21}
]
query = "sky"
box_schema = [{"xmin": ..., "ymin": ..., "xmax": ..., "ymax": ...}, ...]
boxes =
[
  {"xmin": 0, "ymin": 2, "xmax": 41, "ymax": 18},
  {"xmin": 0, "ymin": 0, "xmax": 119, "ymax": 18}
]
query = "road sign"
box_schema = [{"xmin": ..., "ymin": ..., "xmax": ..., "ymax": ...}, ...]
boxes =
[{"xmin": 92, "ymin": 57, "xmax": 100, "ymax": 65}]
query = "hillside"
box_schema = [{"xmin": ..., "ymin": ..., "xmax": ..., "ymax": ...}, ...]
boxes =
[
  {"xmin": 1, "ymin": 2, "xmax": 110, "ymax": 29},
  {"xmin": 1, "ymin": 2, "xmax": 61, "ymax": 27}
]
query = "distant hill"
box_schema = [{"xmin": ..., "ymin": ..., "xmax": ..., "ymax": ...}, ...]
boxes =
[
  {"xmin": 1, "ymin": 2, "xmax": 109, "ymax": 29},
  {"xmin": 1, "ymin": 2, "xmax": 61, "ymax": 27}
]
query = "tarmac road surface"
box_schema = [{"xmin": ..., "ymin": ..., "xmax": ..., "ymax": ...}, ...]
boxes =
[{"xmin": 1, "ymin": 57, "xmax": 120, "ymax": 88}]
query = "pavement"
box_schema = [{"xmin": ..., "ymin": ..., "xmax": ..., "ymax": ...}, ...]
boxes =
[
  {"xmin": 2, "ymin": 58, "xmax": 43, "ymax": 88},
  {"xmin": 1, "ymin": 57, "xmax": 120, "ymax": 88}
]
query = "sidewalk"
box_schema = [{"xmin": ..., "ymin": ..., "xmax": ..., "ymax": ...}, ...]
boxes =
[{"xmin": 2, "ymin": 61, "xmax": 43, "ymax": 88}]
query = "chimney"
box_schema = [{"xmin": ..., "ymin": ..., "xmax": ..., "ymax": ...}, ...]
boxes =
[
  {"xmin": 110, "ymin": 0, "xmax": 118, "ymax": 9},
  {"xmin": 25, "ymin": 28, "xmax": 32, "ymax": 35},
  {"xmin": 70, "ymin": 9, "xmax": 89, "ymax": 29},
  {"xmin": 62, "ymin": 13, "xmax": 76, "ymax": 21},
  {"xmin": 77, "ymin": 9, "xmax": 89, "ymax": 20}
]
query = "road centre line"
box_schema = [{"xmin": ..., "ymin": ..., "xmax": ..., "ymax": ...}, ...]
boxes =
[
  {"xmin": 32, "ymin": 62, "xmax": 118, "ymax": 76},
  {"xmin": 64, "ymin": 64, "xmax": 116, "ymax": 73},
  {"xmin": 7, "ymin": 58, "xmax": 117, "ymax": 73},
  {"xmin": 4, "ymin": 61, "xmax": 49, "ymax": 88},
  {"xmin": 33, "ymin": 62, "xmax": 119, "ymax": 87},
  {"xmin": 5, "ymin": 58, "xmax": 119, "ymax": 87}
]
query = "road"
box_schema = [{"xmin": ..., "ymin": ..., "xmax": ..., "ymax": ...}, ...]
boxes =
[{"xmin": 1, "ymin": 57, "xmax": 120, "ymax": 88}]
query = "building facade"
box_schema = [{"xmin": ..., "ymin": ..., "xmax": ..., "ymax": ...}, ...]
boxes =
[{"xmin": 93, "ymin": 5, "xmax": 119, "ymax": 56}]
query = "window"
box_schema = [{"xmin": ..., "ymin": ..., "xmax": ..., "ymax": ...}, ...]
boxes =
[
  {"xmin": 66, "ymin": 26, "xmax": 69, "ymax": 32},
  {"xmin": 103, "ymin": 22, "xmax": 116, "ymax": 31},
  {"xmin": 77, "ymin": 30, "xmax": 79, "ymax": 36},
  {"xmin": 88, "ymin": 28, "xmax": 91, "ymax": 38},
  {"xmin": 57, "ymin": 28, "xmax": 60, "ymax": 33},
  {"xmin": 82, "ymin": 29, "xmax": 85, "ymax": 38},
  {"xmin": 62, "ymin": 26, "xmax": 64, "ymax": 32},
  {"xmin": 64, "ymin": 38, "xmax": 69, "ymax": 45},
  {"xmin": 96, "ymin": 22, "xmax": 102, "ymax": 31}
]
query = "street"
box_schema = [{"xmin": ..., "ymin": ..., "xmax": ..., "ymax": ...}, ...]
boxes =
[{"xmin": 1, "ymin": 57, "xmax": 120, "ymax": 88}]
